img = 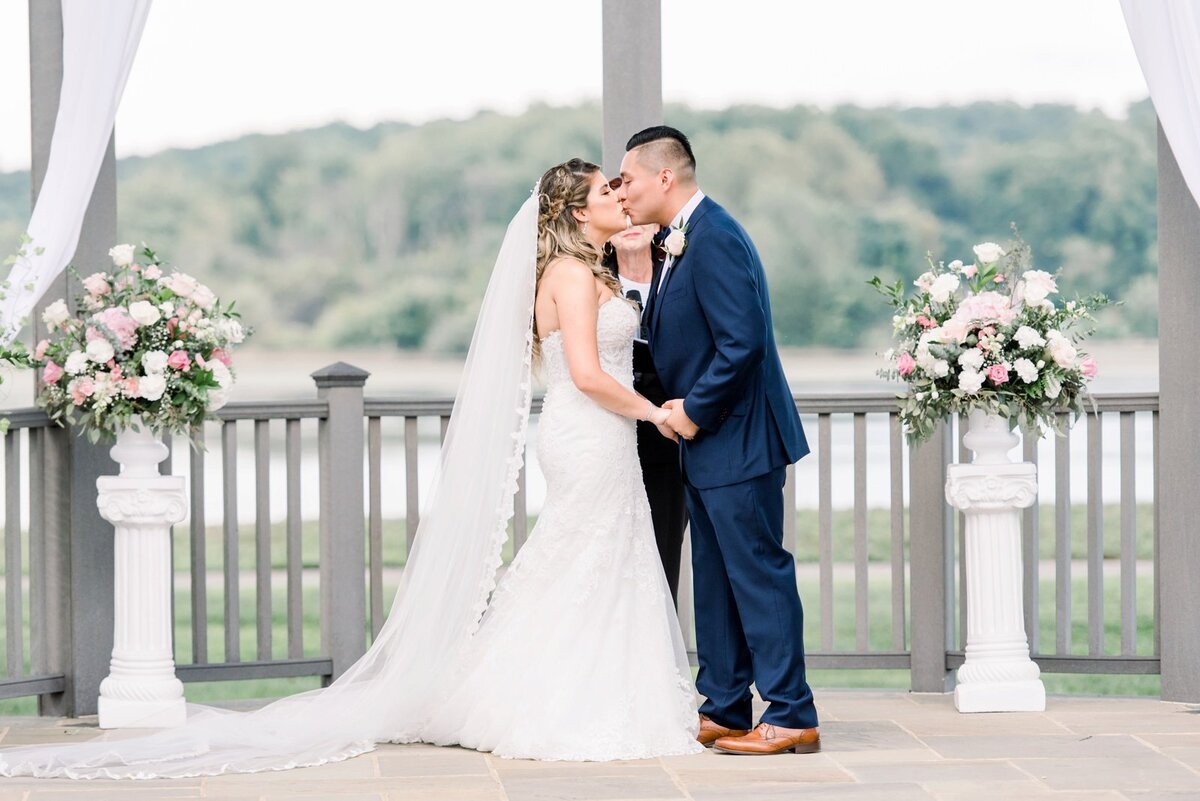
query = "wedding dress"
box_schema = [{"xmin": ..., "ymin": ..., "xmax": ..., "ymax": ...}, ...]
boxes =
[{"xmin": 0, "ymin": 190, "xmax": 700, "ymax": 779}]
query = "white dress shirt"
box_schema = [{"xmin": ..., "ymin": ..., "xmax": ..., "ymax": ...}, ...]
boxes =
[{"xmin": 657, "ymin": 190, "xmax": 706, "ymax": 295}]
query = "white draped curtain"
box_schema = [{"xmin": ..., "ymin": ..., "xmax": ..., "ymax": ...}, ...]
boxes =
[
  {"xmin": 0, "ymin": 0, "xmax": 152, "ymax": 344},
  {"xmin": 1121, "ymin": 0, "xmax": 1200, "ymax": 208}
]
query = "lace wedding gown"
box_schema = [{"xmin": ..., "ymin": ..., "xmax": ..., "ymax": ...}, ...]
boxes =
[
  {"xmin": 422, "ymin": 299, "xmax": 700, "ymax": 759},
  {"xmin": 0, "ymin": 295, "xmax": 700, "ymax": 779}
]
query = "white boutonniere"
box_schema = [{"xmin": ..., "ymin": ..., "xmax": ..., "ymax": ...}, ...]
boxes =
[{"xmin": 663, "ymin": 224, "xmax": 687, "ymax": 257}]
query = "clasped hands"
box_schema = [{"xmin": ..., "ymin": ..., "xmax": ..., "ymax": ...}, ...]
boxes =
[{"xmin": 653, "ymin": 399, "xmax": 700, "ymax": 443}]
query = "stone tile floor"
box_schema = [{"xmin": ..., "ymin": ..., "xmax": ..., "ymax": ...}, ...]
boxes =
[{"xmin": 1, "ymin": 690, "xmax": 1198, "ymax": 800}]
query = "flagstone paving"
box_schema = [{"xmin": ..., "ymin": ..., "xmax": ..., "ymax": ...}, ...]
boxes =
[{"xmin": 1, "ymin": 690, "xmax": 1198, "ymax": 800}]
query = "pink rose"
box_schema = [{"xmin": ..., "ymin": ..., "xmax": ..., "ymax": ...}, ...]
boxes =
[
  {"xmin": 123, "ymin": 376, "xmax": 140, "ymax": 397},
  {"xmin": 210, "ymin": 348, "xmax": 232, "ymax": 366},
  {"xmin": 82, "ymin": 272, "xmax": 110, "ymax": 297},
  {"xmin": 897, "ymin": 352, "xmax": 916, "ymax": 377},
  {"xmin": 144, "ymin": 265, "xmax": 162, "ymax": 280},
  {"xmin": 915, "ymin": 315, "xmax": 937, "ymax": 329},
  {"xmin": 68, "ymin": 377, "xmax": 95, "ymax": 406},
  {"xmin": 34, "ymin": 339, "xmax": 49, "ymax": 360},
  {"xmin": 92, "ymin": 307, "xmax": 138, "ymax": 350},
  {"xmin": 167, "ymin": 350, "xmax": 191, "ymax": 372},
  {"xmin": 42, "ymin": 361, "xmax": 63, "ymax": 384},
  {"xmin": 1079, "ymin": 356, "xmax": 1098, "ymax": 379},
  {"xmin": 993, "ymin": 274, "xmax": 1006, "ymax": 283},
  {"xmin": 962, "ymin": 264, "xmax": 978, "ymax": 278},
  {"xmin": 987, "ymin": 364, "xmax": 1010, "ymax": 385}
]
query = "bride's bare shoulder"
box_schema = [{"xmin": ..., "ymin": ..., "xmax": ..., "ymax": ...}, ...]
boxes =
[{"xmin": 541, "ymin": 257, "xmax": 594, "ymax": 285}]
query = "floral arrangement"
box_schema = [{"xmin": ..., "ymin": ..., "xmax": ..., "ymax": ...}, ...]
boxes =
[
  {"xmin": 870, "ymin": 237, "xmax": 1110, "ymax": 445},
  {"xmin": 24, "ymin": 243, "xmax": 249, "ymax": 443}
]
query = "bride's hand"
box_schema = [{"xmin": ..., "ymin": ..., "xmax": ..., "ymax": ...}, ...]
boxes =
[{"xmin": 655, "ymin": 420, "xmax": 679, "ymax": 442}]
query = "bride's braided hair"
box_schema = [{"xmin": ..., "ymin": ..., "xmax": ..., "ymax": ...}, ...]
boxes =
[{"xmin": 533, "ymin": 158, "xmax": 624, "ymax": 358}]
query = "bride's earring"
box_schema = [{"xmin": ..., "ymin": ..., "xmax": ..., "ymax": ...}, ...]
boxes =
[{"xmin": 582, "ymin": 221, "xmax": 589, "ymax": 234}]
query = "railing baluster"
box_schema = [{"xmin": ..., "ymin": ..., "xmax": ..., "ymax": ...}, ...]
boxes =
[
  {"xmin": 5, "ymin": 432, "xmax": 22, "ymax": 678},
  {"xmin": 1120, "ymin": 411, "xmax": 1136, "ymax": 656},
  {"xmin": 1055, "ymin": 412, "xmax": 1072, "ymax": 655},
  {"xmin": 368, "ymin": 417, "xmax": 384, "ymax": 639},
  {"xmin": 222, "ymin": 420, "xmax": 240, "ymax": 663},
  {"xmin": 1087, "ymin": 411, "xmax": 1104, "ymax": 656},
  {"xmin": 1022, "ymin": 429, "xmax": 1039, "ymax": 654},
  {"xmin": 818, "ymin": 414, "xmax": 833, "ymax": 651},
  {"xmin": 190, "ymin": 435, "xmax": 207, "ymax": 664},
  {"xmin": 1153, "ymin": 409, "xmax": 1161, "ymax": 657},
  {"xmin": 286, "ymin": 419, "xmax": 303, "ymax": 658},
  {"xmin": 29, "ymin": 428, "xmax": 46, "ymax": 675},
  {"xmin": 854, "ymin": 412, "xmax": 868, "ymax": 652},
  {"xmin": 889, "ymin": 413, "xmax": 905, "ymax": 651},
  {"xmin": 405, "ymin": 416, "xmax": 419, "ymax": 553},
  {"xmin": 254, "ymin": 420, "xmax": 272, "ymax": 661}
]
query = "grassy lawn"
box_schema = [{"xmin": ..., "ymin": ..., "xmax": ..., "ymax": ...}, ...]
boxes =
[{"xmin": 0, "ymin": 503, "xmax": 1162, "ymax": 714}]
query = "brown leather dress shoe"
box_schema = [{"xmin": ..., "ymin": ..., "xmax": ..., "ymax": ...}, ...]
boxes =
[
  {"xmin": 697, "ymin": 713, "xmax": 749, "ymax": 747},
  {"xmin": 713, "ymin": 722, "xmax": 821, "ymax": 755}
]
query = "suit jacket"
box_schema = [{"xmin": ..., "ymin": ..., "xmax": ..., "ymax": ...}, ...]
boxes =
[
  {"xmin": 644, "ymin": 196, "xmax": 808, "ymax": 489},
  {"xmin": 606, "ymin": 249, "xmax": 679, "ymax": 466}
]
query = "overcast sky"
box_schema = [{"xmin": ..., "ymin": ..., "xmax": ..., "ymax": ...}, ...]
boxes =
[{"xmin": 0, "ymin": 0, "xmax": 1149, "ymax": 173}]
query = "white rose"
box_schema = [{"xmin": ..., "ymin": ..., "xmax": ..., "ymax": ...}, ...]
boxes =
[
  {"xmin": 1013, "ymin": 325, "xmax": 1046, "ymax": 350},
  {"xmin": 663, "ymin": 228, "xmax": 686, "ymax": 257},
  {"xmin": 64, "ymin": 350, "xmax": 89, "ymax": 375},
  {"xmin": 218, "ymin": 318, "xmax": 245, "ymax": 344},
  {"xmin": 941, "ymin": 316, "xmax": 971, "ymax": 344},
  {"xmin": 1044, "ymin": 374, "xmax": 1062, "ymax": 400},
  {"xmin": 163, "ymin": 272, "xmax": 198, "ymax": 298},
  {"xmin": 1020, "ymin": 269, "xmax": 1058, "ymax": 307},
  {"xmin": 85, "ymin": 338, "xmax": 114, "ymax": 364},
  {"xmin": 930, "ymin": 359, "xmax": 950, "ymax": 378},
  {"xmin": 929, "ymin": 273, "xmax": 960, "ymax": 304},
  {"xmin": 914, "ymin": 271, "xmax": 936, "ymax": 291},
  {"xmin": 108, "ymin": 244, "xmax": 135, "ymax": 267},
  {"xmin": 138, "ymin": 373, "xmax": 167, "ymax": 402},
  {"xmin": 1045, "ymin": 330, "xmax": 1077, "ymax": 367},
  {"xmin": 1013, "ymin": 357, "xmax": 1039, "ymax": 384},
  {"xmin": 41, "ymin": 299, "xmax": 69, "ymax": 329},
  {"xmin": 958, "ymin": 348, "xmax": 985, "ymax": 372},
  {"xmin": 206, "ymin": 386, "xmax": 229, "ymax": 412},
  {"xmin": 209, "ymin": 360, "xmax": 233, "ymax": 388},
  {"xmin": 141, "ymin": 350, "xmax": 169, "ymax": 373},
  {"xmin": 947, "ymin": 260, "xmax": 964, "ymax": 272},
  {"xmin": 128, "ymin": 300, "xmax": 161, "ymax": 326},
  {"xmin": 191, "ymin": 284, "xmax": 216, "ymax": 310},
  {"xmin": 958, "ymin": 369, "xmax": 986, "ymax": 394},
  {"xmin": 973, "ymin": 242, "xmax": 1006, "ymax": 264}
]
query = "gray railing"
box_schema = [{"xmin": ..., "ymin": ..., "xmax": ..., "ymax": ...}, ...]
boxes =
[{"xmin": 0, "ymin": 365, "xmax": 1165, "ymax": 713}]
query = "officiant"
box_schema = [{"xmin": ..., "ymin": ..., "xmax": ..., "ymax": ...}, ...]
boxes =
[{"xmin": 605, "ymin": 222, "xmax": 688, "ymax": 604}]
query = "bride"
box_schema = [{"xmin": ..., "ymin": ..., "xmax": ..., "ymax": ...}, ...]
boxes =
[{"xmin": 0, "ymin": 159, "xmax": 703, "ymax": 779}]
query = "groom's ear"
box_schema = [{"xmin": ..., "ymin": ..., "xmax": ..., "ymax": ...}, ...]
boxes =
[{"xmin": 659, "ymin": 168, "xmax": 674, "ymax": 191}]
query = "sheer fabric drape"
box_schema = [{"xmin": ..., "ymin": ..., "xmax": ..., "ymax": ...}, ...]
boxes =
[{"xmin": 0, "ymin": 0, "xmax": 152, "ymax": 343}]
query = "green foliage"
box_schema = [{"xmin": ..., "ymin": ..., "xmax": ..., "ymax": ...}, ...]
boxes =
[{"xmin": 0, "ymin": 100, "xmax": 1157, "ymax": 351}]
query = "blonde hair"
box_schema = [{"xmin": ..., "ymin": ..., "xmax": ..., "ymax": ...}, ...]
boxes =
[{"xmin": 533, "ymin": 158, "xmax": 624, "ymax": 358}]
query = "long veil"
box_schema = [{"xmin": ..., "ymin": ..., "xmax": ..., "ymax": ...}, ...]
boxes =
[{"xmin": 0, "ymin": 190, "xmax": 541, "ymax": 779}]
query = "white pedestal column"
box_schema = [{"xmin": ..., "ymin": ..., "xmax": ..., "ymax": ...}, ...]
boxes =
[
  {"xmin": 945, "ymin": 410, "xmax": 1046, "ymax": 713},
  {"xmin": 96, "ymin": 421, "xmax": 188, "ymax": 728}
]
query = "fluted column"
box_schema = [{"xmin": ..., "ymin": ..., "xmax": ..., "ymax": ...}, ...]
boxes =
[
  {"xmin": 96, "ymin": 422, "xmax": 188, "ymax": 728},
  {"xmin": 945, "ymin": 411, "xmax": 1046, "ymax": 713}
]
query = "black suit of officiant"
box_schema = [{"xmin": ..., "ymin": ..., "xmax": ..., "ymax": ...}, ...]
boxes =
[{"xmin": 605, "ymin": 241, "xmax": 688, "ymax": 605}]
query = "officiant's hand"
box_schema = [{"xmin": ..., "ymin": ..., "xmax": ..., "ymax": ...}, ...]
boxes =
[{"xmin": 664, "ymin": 399, "xmax": 700, "ymax": 441}]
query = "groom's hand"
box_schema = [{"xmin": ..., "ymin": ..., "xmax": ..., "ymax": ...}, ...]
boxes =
[{"xmin": 664, "ymin": 399, "xmax": 700, "ymax": 441}]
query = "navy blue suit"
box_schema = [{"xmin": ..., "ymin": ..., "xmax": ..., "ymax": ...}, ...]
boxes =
[{"xmin": 644, "ymin": 195, "xmax": 818, "ymax": 730}]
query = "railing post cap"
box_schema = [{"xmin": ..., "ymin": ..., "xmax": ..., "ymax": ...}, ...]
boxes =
[{"xmin": 311, "ymin": 362, "xmax": 371, "ymax": 388}]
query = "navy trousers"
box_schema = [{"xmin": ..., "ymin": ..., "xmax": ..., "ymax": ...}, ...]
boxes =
[{"xmin": 687, "ymin": 466, "xmax": 818, "ymax": 730}]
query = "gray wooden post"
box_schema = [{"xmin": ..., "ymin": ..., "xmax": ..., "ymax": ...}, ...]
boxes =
[
  {"xmin": 313, "ymin": 362, "xmax": 369, "ymax": 681},
  {"xmin": 601, "ymin": 0, "xmax": 662, "ymax": 175},
  {"xmin": 29, "ymin": 0, "xmax": 118, "ymax": 717},
  {"xmin": 908, "ymin": 422, "xmax": 955, "ymax": 692},
  {"xmin": 1156, "ymin": 121, "xmax": 1200, "ymax": 702}
]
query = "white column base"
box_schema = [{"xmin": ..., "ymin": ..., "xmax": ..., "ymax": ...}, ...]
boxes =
[
  {"xmin": 955, "ymin": 680, "xmax": 1046, "ymax": 713},
  {"xmin": 98, "ymin": 695, "xmax": 186, "ymax": 729}
]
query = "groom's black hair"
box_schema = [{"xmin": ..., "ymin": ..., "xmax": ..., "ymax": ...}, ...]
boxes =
[{"xmin": 625, "ymin": 125, "xmax": 696, "ymax": 171}]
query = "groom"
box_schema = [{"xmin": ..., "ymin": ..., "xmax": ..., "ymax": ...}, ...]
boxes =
[{"xmin": 617, "ymin": 126, "xmax": 819, "ymax": 755}]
